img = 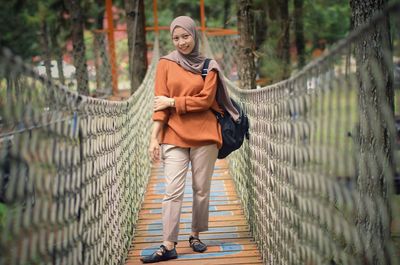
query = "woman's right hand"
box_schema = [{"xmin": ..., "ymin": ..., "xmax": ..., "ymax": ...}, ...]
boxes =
[{"xmin": 148, "ymin": 138, "xmax": 160, "ymax": 162}]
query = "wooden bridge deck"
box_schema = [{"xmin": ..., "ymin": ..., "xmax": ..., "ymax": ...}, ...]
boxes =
[{"xmin": 124, "ymin": 159, "xmax": 263, "ymax": 265}]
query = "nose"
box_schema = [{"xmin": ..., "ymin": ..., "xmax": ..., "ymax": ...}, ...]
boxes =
[{"xmin": 178, "ymin": 38, "xmax": 186, "ymax": 46}]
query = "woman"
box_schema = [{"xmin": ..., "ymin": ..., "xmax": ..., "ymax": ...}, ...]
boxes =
[{"xmin": 141, "ymin": 16, "xmax": 238, "ymax": 263}]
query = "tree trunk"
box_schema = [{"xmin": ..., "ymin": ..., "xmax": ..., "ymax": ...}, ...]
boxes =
[
  {"xmin": 266, "ymin": 0, "xmax": 279, "ymax": 20},
  {"xmin": 94, "ymin": 0, "xmax": 112, "ymax": 94},
  {"xmin": 237, "ymin": 0, "xmax": 256, "ymax": 90},
  {"xmin": 93, "ymin": 34, "xmax": 101, "ymax": 91},
  {"xmin": 278, "ymin": 0, "xmax": 290, "ymax": 79},
  {"xmin": 56, "ymin": 54, "xmax": 65, "ymax": 85},
  {"xmin": 350, "ymin": 0, "xmax": 394, "ymax": 264},
  {"xmin": 223, "ymin": 0, "xmax": 230, "ymax": 28},
  {"xmin": 253, "ymin": 4, "xmax": 268, "ymax": 51},
  {"xmin": 294, "ymin": 0, "xmax": 305, "ymax": 69},
  {"xmin": 40, "ymin": 20, "xmax": 52, "ymax": 79},
  {"xmin": 51, "ymin": 27, "xmax": 66, "ymax": 85},
  {"xmin": 253, "ymin": 3, "xmax": 268, "ymax": 82},
  {"xmin": 125, "ymin": 0, "xmax": 147, "ymax": 94},
  {"xmin": 64, "ymin": 0, "xmax": 89, "ymax": 95}
]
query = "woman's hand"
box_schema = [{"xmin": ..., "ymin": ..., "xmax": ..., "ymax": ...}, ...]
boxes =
[
  {"xmin": 148, "ymin": 138, "xmax": 161, "ymax": 162},
  {"xmin": 154, "ymin": 96, "xmax": 174, "ymax": 111}
]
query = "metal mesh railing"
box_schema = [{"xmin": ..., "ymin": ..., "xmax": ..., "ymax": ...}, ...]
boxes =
[
  {"xmin": 206, "ymin": 34, "xmax": 238, "ymax": 79},
  {"xmin": 205, "ymin": 3, "xmax": 400, "ymax": 265},
  {"xmin": 0, "ymin": 38, "xmax": 158, "ymax": 265}
]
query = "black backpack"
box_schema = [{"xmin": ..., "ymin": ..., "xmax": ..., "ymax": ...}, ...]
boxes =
[{"xmin": 202, "ymin": 59, "xmax": 250, "ymax": 159}]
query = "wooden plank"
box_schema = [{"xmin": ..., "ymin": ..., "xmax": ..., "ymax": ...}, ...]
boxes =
[
  {"xmin": 128, "ymin": 250, "xmax": 260, "ymax": 260},
  {"xmin": 129, "ymin": 247, "xmax": 259, "ymax": 258},
  {"xmin": 138, "ymin": 213, "xmax": 245, "ymax": 221},
  {"xmin": 130, "ymin": 238, "xmax": 259, "ymax": 250},
  {"xmin": 128, "ymin": 243, "xmax": 258, "ymax": 256},
  {"xmin": 135, "ymin": 226, "xmax": 250, "ymax": 236},
  {"xmin": 139, "ymin": 204, "xmax": 242, "ymax": 214},
  {"xmin": 143, "ymin": 194, "xmax": 239, "ymax": 200},
  {"xmin": 125, "ymin": 256, "xmax": 263, "ymax": 265},
  {"xmin": 136, "ymin": 217, "xmax": 247, "ymax": 225},
  {"xmin": 132, "ymin": 232, "xmax": 252, "ymax": 244},
  {"xmin": 136, "ymin": 220, "xmax": 248, "ymax": 230},
  {"xmin": 140, "ymin": 201, "xmax": 241, "ymax": 209}
]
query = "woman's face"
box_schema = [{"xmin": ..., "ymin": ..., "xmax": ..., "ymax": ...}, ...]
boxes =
[{"xmin": 172, "ymin": 27, "xmax": 195, "ymax": 55}]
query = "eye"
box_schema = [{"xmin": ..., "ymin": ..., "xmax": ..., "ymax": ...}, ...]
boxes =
[
  {"xmin": 183, "ymin": 34, "xmax": 189, "ymax": 39},
  {"xmin": 173, "ymin": 37, "xmax": 179, "ymax": 41}
]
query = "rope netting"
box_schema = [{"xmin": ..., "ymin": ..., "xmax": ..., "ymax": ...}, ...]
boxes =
[
  {"xmin": 205, "ymin": 3, "xmax": 400, "ymax": 265},
  {"xmin": 206, "ymin": 34, "xmax": 238, "ymax": 79},
  {"xmin": 0, "ymin": 39, "xmax": 158, "ymax": 264}
]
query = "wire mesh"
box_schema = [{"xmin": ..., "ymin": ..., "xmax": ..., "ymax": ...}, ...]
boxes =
[
  {"xmin": 0, "ymin": 38, "xmax": 158, "ymax": 265},
  {"xmin": 205, "ymin": 3, "xmax": 400, "ymax": 265},
  {"xmin": 206, "ymin": 34, "xmax": 238, "ymax": 79}
]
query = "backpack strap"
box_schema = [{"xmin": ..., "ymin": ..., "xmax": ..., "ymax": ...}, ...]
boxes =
[
  {"xmin": 201, "ymin": 58, "xmax": 211, "ymax": 80},
  {"xmin": 202, "ymin": 58, "xmax": 222, "ymax": 119}
]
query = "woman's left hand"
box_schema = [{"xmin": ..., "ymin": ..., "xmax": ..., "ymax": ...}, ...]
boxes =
[{"xmin": 154, "ymin": 96, "xmax": 173, "ymax": 111}]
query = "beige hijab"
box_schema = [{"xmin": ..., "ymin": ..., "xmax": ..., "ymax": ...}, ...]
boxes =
[{"xmin": 161, "ymin": 16, "xmax": 239, "ymax": 121}]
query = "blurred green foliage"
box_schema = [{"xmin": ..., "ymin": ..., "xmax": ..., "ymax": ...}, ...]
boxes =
[
  {"xmin": 304, "ymin": 0, "xmax": 350, "ymax": 45},
  {"xmin": 0, "ymin": 0, "xmax": 351, "ymax": 79},
  {"xmin": 256, "ymin": 0, "xmax": 350, "ymax": 83},
  {"xmin": 0, "ymin": 1, "xmax": 42, "ymax": 59},
  {"xmin": 0, "ymin": 203, "xmax": 6, "ymax": 234}
]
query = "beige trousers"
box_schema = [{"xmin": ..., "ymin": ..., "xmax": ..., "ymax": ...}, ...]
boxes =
[{"xmin": 161, "ymin": 144, "xmax": 218, "ymax": 242}]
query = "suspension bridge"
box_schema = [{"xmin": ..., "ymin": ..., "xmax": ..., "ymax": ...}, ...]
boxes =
[{"xmin": 1, "ymin": 3, "xmax": 400, "ymax": 265}]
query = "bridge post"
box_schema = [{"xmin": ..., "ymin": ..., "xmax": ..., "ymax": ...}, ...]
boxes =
[
  {"xmin": 200, "ymin": 0, "xmax": 206, "ymax": 33},
  {"xmin": 106, "ymin": 0, "xmax": 119, "ymax": 96},
  {"xmin": 153, "ymin": 0, "xmax": 159, "ymax": 35}
]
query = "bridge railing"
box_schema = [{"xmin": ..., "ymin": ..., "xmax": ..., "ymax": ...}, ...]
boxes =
[
  {"xmin": 0, "ymin": 38, "xmax": 158, "ymax": 265},
  {"xmin": 206, "ymin": 3, "xmax": 400, "ymax": 265}
]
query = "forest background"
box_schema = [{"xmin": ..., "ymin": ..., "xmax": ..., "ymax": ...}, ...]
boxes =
[{"xmin": 0, "ymin": 0, "xmax": 351, "ymax": 92}]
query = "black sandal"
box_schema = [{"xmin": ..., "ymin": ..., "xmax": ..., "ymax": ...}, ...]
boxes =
[
  {"xmin": 140, "ymin": 244, "xmax": 178, "ymax": 263},
  {"xmin": 189, "ymin": 235, "xmax": 207, "ymax": 253}
]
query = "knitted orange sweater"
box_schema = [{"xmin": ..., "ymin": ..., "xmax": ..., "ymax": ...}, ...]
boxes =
[{"xmin": 152, "ymin": 59, "xmax": 223, "ymax": 148}]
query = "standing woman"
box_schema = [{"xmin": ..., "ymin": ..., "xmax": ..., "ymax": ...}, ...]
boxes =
[{"xmin": 141, "ymin": 16, "xmax": 239, "ymax": 263}]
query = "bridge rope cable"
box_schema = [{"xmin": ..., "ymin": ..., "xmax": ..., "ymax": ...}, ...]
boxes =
[
  {"xmin": 205, "ymin": 3, "xmax": 400, "ymax": 265},
  {"xmin": 0, "ymin": 38, "xmax": 158, "ymax": 264}
]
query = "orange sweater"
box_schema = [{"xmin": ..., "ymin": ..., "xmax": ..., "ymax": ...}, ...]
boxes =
[{"xmin": 152, "ymin": 59, "xmax": 223, "ymax": 148}]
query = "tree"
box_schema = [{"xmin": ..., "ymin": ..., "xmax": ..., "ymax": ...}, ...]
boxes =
[
  {"xmin": 40, "ymin": 20, "xmax": 52, "ymax": 78},
  {"xmin": 92, "ymin": 0, "xmax": 112, "ymax": 93},
  {"xmin": 0, "ymin": 1, "xmax": 40, "ymax": 60},
  {"xmin": 350, "ymin": 0, "xmax": 394, "ymax": 264},
  {"xmin": 51, "ymin": 23, "xmax": 67, "ymax": 85},
  {"xmin": 277, "ymin": 0, "xmax": 290, "ymax": 79},
  {"xmin": 124, "ymin": 0, "xmax": 147, "ymax": 94},
  {"xmin": 294, "ymin": 0, "xmax": 305, "ymax": 68},
  {"xmin": 223, "ymin": 0, "xmax": 231, "ymax": 28},
  {"xmin": 237, "ymin": 0, "xmax": 256, "ymax": 90},
  {"xmin": 63, "ymin": 0, "xmax": 89, "ymax": 95}
]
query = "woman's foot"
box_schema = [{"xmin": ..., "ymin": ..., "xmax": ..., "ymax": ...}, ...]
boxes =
[
  {"xmin": 189, "ymin": 235, "xmax": 207, "ymax": 252},
  {"xmin": 140, "ymin": 245, "xmax": 178, "ymax": 263}
]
